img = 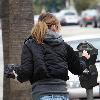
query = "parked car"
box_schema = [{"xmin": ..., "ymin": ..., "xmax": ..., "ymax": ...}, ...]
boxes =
[
  {"xmin": 64, "ymin": 34, "xmax": 100, "ymax": 99},
  {"xmin": 92, "ymin": 5, "xmax": 100, "ymax": 28},
  {"xmin": 79, "ymin": 9, "xmax": 98, "ymax": 27},
  {"xmin": 57, "ymin": 9, "xmax": 79, "ymax": 26}
]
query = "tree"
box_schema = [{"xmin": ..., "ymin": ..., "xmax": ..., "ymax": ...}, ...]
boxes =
[
  {"xmin": 74, "ymin": 0, "xmax": 98, "ymax": 14},
  {"xmin": 0, "ymin": 0, "xmax": 1, "ymax": 18},
  {"xmin": 33, "ymin": 0, "xmax": 66, "ymax": 14},
  {"xmin": 1, "ymin": 0, "xmax": 34, "ymax": 100}
]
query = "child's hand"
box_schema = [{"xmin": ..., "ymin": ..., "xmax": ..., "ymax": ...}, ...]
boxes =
[{"xmin": 82, "ymin": 50, "xmax": 90, "ymax": 59}]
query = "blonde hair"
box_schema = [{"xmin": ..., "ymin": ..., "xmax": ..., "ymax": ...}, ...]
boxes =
[
  {"xmin": 31, "ymin": 21, "xmax": 48, "ymax": 44},
  {"xmin": 31, "ymin": 13, "xmax": 60, "ymax": 44}
]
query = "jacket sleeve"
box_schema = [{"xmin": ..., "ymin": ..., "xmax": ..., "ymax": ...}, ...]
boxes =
[
  {"xmin": 65, "ymin": 43, "xmax": 87, "ymax": 75},
  {"xmin": 16, "ymin": 44, "xmax": 34, "ymax": 83}
]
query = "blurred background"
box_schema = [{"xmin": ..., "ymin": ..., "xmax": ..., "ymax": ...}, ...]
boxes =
[
  {"xmin": 34, "ymin": 0, "xmax": 100, "ymax": 28},
  {"xmin": 0, "ymin": 0, "xmax": 100, "ymax": 100}
]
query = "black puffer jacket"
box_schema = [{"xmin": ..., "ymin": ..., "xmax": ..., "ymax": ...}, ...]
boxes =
[{"xmin": 16, "ymin": 33, "xmax": 86, "ymax": 84}]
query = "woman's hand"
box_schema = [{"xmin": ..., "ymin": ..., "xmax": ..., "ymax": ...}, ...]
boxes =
[
  {"xmin": 82, "ymin": 50, "xmax": 90, "ymax": 59},
  {"xmin": 13, "ymin": 70, "xmax": 18, "ymax": 78}
]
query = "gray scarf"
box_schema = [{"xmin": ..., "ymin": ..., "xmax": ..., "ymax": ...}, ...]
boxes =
[{"xmin": 44, "ymin": 29, "xmax": 63, "ymax": 45}]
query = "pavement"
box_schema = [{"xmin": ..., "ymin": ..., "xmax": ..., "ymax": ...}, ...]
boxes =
[{"xmin": 0, "ymin": 28, "xmax": 4, "ymax": 100}]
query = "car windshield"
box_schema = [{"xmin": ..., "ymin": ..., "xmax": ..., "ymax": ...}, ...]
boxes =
[
  {"xmin": 65, "ymin": 12, "xmax": 75, "ymax": 15},
  {"xmin": 67, "ymin": 38, "xmax": 100, "ymax": 61}
]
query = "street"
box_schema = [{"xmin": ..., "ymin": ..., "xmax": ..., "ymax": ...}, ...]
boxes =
[
  {"xmin": 0, "ymin": 25, "xmax": 100, "ymax": 100},
  {"xmin": 60, "ymin": 25, "xmax": 100, "ymax": 37}
]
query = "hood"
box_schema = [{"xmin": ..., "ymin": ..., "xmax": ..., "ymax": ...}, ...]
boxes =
[{"xmin": 44, "ymin": 29, "xmax": 64, "ymax": 46}]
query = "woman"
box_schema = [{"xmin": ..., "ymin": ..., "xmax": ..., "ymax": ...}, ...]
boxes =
[{"xmin": 14, "ymin": 13, "xmax": 90, "ymax": 100}]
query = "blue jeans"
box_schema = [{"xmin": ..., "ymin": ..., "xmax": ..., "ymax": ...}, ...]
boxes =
[{"xmin": 39, "ymin": 94, "xmax": 69, "ymax": 100}]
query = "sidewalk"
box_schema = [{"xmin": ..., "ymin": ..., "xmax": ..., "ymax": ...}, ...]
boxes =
[{"xmin": 0, "ymin": 27, "xmax": 4, "ymax": 100}]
